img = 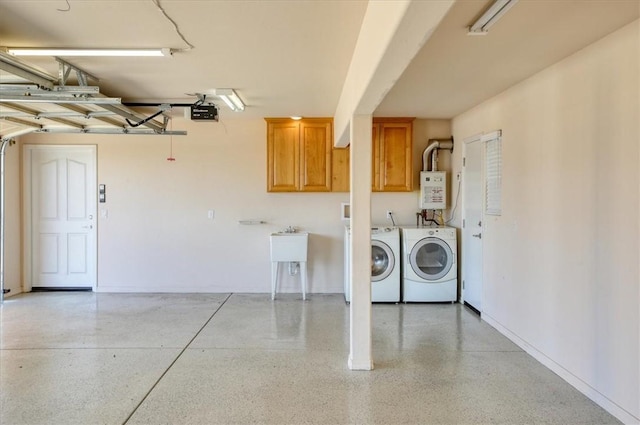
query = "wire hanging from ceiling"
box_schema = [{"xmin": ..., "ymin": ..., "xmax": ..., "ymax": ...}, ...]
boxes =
[
  {"xmin": 57, "ymin": 0, "xmax": 71, "ymax": 12},
  {"xmin": 151, "ymin": 0, "xmax": 195, "ymax": 52}
]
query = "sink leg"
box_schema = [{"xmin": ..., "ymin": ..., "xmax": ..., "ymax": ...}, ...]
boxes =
[
  {"xmin": 271, "ymin": 262, "xmax": 278, "ymax": 300},
  {"xmin": 300, "ymin": 261, "xmax": 307, "ymax": 300}
]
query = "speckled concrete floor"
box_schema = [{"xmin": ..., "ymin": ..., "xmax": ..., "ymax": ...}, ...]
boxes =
[{"xmin": 0, "ymin": 293, "xmax": 621, "ymax": 425}]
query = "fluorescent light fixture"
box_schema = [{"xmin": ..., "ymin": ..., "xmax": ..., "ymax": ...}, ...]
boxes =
[
  {"xmin": 7, "ymin": 48, "xmax": 171, "ymax": 57},
  {"xmin": 215, "ymin": 89, "xmax": 245, "ymax": 112},
  {"xmin": 468, "ymin": 0, "xmax": 518, "ymax": 35},
  {"xmin": 290, "ymin": 116, "xmax": 302, "ymax": 120}
]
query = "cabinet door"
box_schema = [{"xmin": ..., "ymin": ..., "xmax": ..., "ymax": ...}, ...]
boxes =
[
  {"xmin": 332, "ymin": 147, "xmax": 350, "ymax": 192},
  {"xmin": 299, "ymin": 120, "xmax": 332, "ymax": 192},
  {"xmin": 267, "ymin": 121, "xmax": 299, "ymax": 192},
  {"xmin": 378, "ymin": 121, "xmax": 412, "ymax": 192}
]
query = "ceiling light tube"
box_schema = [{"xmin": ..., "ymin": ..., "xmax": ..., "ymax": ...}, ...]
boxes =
[
  {"xmin": 215, "ymin": 89, "xmax": 245, "ymax": 112},
  {"xmin": 468, "ymin": 0, "xmax": 518, "ymax": 35},
  {"xmin": 7, "ymin": 48, "xmax": 171, "ymax": 57}
]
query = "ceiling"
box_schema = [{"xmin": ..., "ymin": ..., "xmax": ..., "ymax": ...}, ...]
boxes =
[
  {"xmin": 0, "ymin": 0, "xmax": 638, "ymax": 136},
  {"xmin": 377, "ymin": 0, "xmax": 639, "ymax": 118}
]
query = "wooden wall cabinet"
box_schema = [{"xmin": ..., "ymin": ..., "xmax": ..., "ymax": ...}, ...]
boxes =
[
  {"xmin": 331, "ymin": 118, "xmax": 414, "ymax": 192},
  {"xmin": 266, "ymin": 118, "xmax": 332, "ymax": 192},
  {"xmin": 266, "ymin": 117, "xmax": 412, "ymax": 193},
  {"xmin": 372, "ymin": 118, "xmax": 413, "ymax": 192}
]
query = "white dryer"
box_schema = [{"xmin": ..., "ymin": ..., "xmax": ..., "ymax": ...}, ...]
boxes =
[
  {"xmin": 401, "ymin": 226, "xmax": 457, "ymax": 302},
  {"xmin": 344, "ymin": 226, "xmax": 400, "ymax": 303}
]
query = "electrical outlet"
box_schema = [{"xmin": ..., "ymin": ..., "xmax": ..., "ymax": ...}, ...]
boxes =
[
  {"xmin": 386, "ymin": 210, "xmax": 393, "ymax": 219},
  {"xmin": 456, "ymin": 172, "xmax": 461, "ymax": 181},
  {"xmin": 207, "ymin": 210, "xmax": 215, "ymax": 220}
]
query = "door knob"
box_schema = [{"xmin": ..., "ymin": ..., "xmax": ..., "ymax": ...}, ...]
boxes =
[{"xmin": 472, "ymin": 233, "xmax": 482, "ymax": 239}]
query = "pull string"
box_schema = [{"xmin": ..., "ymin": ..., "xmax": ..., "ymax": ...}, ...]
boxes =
[{"xmin": 167, "ymin": 118, "xmax": 176, "ymax": 161}]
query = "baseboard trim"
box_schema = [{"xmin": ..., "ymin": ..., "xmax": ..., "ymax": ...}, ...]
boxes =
[
  {"xmin": 95, "ymin": 286, "xmax": 257, "ymax": 293},
  {"xmin": 31, "ymin": 287, "xmax": 92, "ymax": 292}
]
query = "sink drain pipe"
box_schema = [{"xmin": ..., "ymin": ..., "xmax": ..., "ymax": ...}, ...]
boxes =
[{"xmin": 0, "ymin": 139, "xmax": 12, "ymax": 303}]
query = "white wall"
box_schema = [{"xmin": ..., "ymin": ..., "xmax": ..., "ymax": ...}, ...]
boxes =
[
  {"xmin": 451, "ymin": 20, "xmax": 639, "ymax": 423},
  {"xmin": 11, "ymin": 118, "xmax": 450, "ymax": 295}
]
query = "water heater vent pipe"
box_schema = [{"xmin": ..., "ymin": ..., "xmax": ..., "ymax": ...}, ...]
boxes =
[{"xmin": 422, "ymin": 138, "xmax": 454, "ymax": 172}]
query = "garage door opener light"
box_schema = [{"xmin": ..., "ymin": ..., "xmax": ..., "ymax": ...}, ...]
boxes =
[{"xmin": 214, "ymin": 89, "xmax": 245, "ymax": 112}]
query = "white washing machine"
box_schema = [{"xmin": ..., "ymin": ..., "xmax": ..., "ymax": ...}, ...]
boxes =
[
  {"xmin": 344, "ymin": 226, "xmax": 400, "ymax": 303},
  {"xmin": 402, "ymin": 226, "xmax": 457, "ymax": 302}
]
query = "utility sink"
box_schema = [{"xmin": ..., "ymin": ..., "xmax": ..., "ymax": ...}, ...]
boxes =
[{"xmin": 270, "ymin": 232, "xmax": 309, "ymax": 262}]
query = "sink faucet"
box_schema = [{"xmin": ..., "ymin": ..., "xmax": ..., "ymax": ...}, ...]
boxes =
[{"xmin": 285, "ymin": 226, "xmax": 296, "ymax": 233}]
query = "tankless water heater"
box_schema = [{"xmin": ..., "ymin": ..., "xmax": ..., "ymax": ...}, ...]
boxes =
[{"xmin": 419, "ymin": 171, "xmax": 447, "ymax": 209}]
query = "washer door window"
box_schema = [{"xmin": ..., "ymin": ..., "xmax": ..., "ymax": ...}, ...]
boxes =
[
  {"xmin": 409, "ymin": 237, "xmax": 453, "ymax": 281},
  {"xmin": 371, "ymin": 240, "xmax": 395, "ymax": 282}
]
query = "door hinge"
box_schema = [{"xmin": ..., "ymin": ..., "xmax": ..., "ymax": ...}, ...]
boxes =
[
  {"xmin": 462, "ymin": 219, "xmax": 465, "ymax": 228},
  {"xmin": 463, "ymin": 157, "xmax": 466, "ymax": 167},
  {"xmin": 462, "ymin": 280, "xmax": 465, "ymax": 289}
]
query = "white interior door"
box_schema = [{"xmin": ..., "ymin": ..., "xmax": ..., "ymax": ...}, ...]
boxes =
[
  {"xmin": 462, "ymin": 138, "xmax": 483, "ymax": 312},
  {"xmin": 24, "ymin": 145, "xmax": 97, "ymax": 289}
]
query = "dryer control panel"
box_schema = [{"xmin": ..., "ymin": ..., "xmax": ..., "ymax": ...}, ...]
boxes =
[{"xmin": 420, "ymin": 171, "xmax": 447, "ymax": 209}]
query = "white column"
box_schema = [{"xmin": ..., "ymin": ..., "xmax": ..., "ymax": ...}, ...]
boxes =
[
  {"xmin": 348, "ymin": 114, "xmax": 373, "ymax": 370},
  {"xmin": 333, "ymin": 0, "xmax": 455, "ymax": 146}
]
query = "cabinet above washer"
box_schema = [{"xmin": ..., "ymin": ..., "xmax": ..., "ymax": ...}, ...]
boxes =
[{"xmin": 332, "ymin": 117, "xmax": 414, "ymax": 192}]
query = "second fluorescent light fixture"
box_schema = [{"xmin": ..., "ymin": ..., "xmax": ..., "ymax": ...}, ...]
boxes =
[
  {"xmin": 468, "ymin": 0, "xmax": 519, "ymax": 35},
  {"xmin": 215, "ymin": 89, "xmax": 245, "ymax": 112},
  {"xmin": 7, "ymin": 48, "xmax": 171, "ymax": 57}
]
